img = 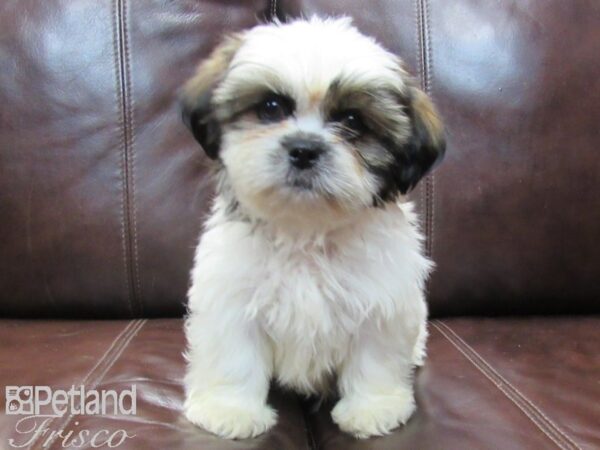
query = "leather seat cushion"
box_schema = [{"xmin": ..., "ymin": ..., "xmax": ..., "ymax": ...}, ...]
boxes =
[{"xmin": 0, "ymin": 317, "xmax": 597, "ymax": 449}]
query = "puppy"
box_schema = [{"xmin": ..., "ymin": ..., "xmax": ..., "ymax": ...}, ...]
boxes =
[{"xmin": 181, "ymin": 17, "xmax": 445, "ymax": 440}]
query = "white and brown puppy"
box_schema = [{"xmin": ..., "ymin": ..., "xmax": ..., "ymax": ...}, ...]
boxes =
[{"xmin": 181, "ymin": 17, "xmax": 444, "ymax": 439}]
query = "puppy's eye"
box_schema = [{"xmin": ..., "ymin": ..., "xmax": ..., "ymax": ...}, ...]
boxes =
[
  {"xmin": 331, "ymin": 110, "xmax": 366, "ymax": 137},
  {"xmin": 256, "ymin": 95, "xmax": 294, "ymax": 123}
]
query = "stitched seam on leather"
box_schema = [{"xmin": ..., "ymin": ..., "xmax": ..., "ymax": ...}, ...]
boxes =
[
  {"xmin": 115, "ymin": 0, "xmax": 143, "ymax": 317},
  {"xmin": 25, "ymin": 320, "xmax": 139, "ymax": 450},
  {"xmin": 42, "ymin": 320, "xmax": 147, "ymax": 450},
  {"xmin": 432, "ymin": 321, "xmax": 580, "ymax": 450},
  {"xmin": 423, "ymin": 0, "xmax": 435, "ymax": 259},
  {"xmin": 112, "ymin": 0, "xmax": 135, "ymax": 317},
  {"xmin": 414, "ymin": 0, "xmax": 426, "ymax": 244},
  {"xmin": 431, "ymin": 322, "xmax": 567, "ymax": 450},
  {"xmin": 436, "ymin": 321, "xmax": 582, "ymax": 450},
  {"xmin": 416, "ymin": 0, "xmax": 435, "ymax": 259},
  {"xmin": 301, "ymin": 400, "xmax": 317, "ymax": 450},
  {"xmin": 122, "ymin": 0, "xmax": 143, "ymax": 316},
  {"xmin": 271, "ymin": 0, "xmax": 277, "ymax": 21}
]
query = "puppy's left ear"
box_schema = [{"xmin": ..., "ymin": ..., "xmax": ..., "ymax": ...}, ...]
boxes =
[
  {"xmin": 180, "ymin": 34, "xmax": 244, "ymax": 159},
  {"xmin": 398, "ymin": 85, "xmax": 446, "ymax": 194}
]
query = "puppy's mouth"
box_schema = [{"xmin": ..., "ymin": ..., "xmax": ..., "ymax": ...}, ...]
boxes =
[
  {"xmin": 286, "ymin": 173, "xmax": 315, "ymax": 190},
  {"xmin": 284, "ymin": 168, "xmax": 321, "ymax": 192}
]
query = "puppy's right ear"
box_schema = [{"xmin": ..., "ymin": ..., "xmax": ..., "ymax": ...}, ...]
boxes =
[{"xmin": 180, "ymin": 35, "xmax": 243, "ymax": 159}]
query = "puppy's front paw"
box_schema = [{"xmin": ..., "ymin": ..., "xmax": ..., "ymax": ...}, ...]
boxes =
[
  {"xmin": 185, "ymin": 396, "xmax": 277, "ymax": 439},
  {"xmin": 331, "ymin": 390, "xmax": 416, "ymax": 439}
]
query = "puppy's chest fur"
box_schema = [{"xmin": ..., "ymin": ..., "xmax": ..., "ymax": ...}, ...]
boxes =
[
  {"xmin": 250, "ymin": 238, "xmax": 357, "ymax": 394},
  {"xmin": 240, "ymin": 204, "xmax": 430, "ymax": 394}
]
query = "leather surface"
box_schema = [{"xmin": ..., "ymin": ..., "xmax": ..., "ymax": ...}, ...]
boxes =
[
  {"xmin": 0, "ymin": 0, "xmax": 272, "ymax": 318},
  {"xmin": 1, "ymin": 0, "xmax": 599, "ymax": 317},
  {"xmin": 0, "ymin": 318, "xmax": 597, "ymax": 449}
]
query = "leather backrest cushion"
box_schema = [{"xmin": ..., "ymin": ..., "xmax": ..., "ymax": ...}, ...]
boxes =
[
  {"xmin": 1, "ymin": 0, "xmax": 598, "ymax": 318},
  {"xmin": 0, "ymin": 0, "xmax": 272, "ymax": 318}
]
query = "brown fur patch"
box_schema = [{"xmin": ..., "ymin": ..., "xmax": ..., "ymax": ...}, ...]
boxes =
[
  {"xmin": 180, "ymin": 34, "xmax": 244, "ymax": 113},
  {"xmin": 349, "ymin": 145, "xmax": 367, "ymax": 176},
  {"xmin": 409, "ymin": 88, "xmax": 444, "ymax": 148},
  {"xmin": 322, "ymin": 77, "xmax": 411, "ymax": 147},
  {"xmin": 309, "ymin": 89, "xmax": 325, "ymax": 108}
]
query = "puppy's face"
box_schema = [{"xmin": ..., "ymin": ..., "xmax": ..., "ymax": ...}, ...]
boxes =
[{"xmin": 182, "ymin": 18, "xmax": 445, "ymax": 225}]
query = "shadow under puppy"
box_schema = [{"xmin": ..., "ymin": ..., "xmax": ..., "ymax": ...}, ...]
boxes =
[{"xmin": 181, "ymin": 16, "xmax": 445, "ymax": 440}]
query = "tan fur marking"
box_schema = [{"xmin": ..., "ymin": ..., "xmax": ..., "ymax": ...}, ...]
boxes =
[
  {"xmin": 181, "ymin": 34, "xmax": 244, "ymax": 110},
  {"xmin": 309, "ymin": 89, "xmax": 325, "ymax": 108},
  {"xmin": 410, "ymin": 88, "xmax": 444, "ymax": 147}
]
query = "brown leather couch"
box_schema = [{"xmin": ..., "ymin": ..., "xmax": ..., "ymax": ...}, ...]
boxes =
[{"xmin": 1, "ymin": 1, "xmax": 598, "ymax": 449}]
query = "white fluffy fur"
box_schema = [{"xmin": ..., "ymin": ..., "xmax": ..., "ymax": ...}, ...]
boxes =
[{"xmin": 184, "ymin": 17, "xmax": 434, "ymax": 440}]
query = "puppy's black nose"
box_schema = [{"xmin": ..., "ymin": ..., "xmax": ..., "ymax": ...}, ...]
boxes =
[
  {"xmin": 281, "ymin": 135, "xmax": 325, "ymax": 170},
  {"xmin": 289, "ymin": 146, "xmax": 322, "ymax": 169}
]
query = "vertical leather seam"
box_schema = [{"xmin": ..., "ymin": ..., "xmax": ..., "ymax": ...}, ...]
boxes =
[
  {"xmin": 114, "ymin": 0, "xmax": 143, "ymax": 317},
  {"xmin": 431, "ymin": 321, "xmax": 581, "ymax": 450},
  {"xmin": 113, "ymin": 0, "xmax": 135, "ymax": 317},
  {"xmin": 26, "ymin": 320, "xmax": 141, "ymax": 450},
  {"xmin": 301, "ymin": 400, "xmax": 317, "ymax": 450},
  {"xmin": 416, "ymin": 0, "xmax": 435, "ymax": 258},
  {"xmin": 424, "ymin": 0, "xmax": 435, "ymax": 259},
  {"xmin": 414, "ymin": 0, "xmax": 425, "ymax": 237},
  {"xmin": 121, "ymin": 0, "xmax": 143, "ymax": 316},
  {"xmin": 44, "ymin": 319, "xmax": 147, "ymax": 450},
  {"xmin": 270, "ymin": 0, "xmax": 278, "ymax": 21}
]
